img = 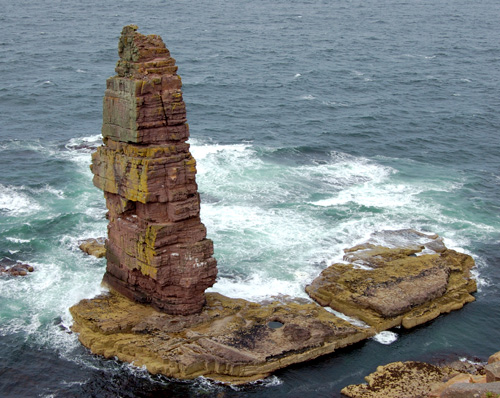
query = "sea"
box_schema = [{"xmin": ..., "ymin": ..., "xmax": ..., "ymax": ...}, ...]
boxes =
[{"xmin": 1, "ymin": 0, "xmax": 499, "ymax": 396}]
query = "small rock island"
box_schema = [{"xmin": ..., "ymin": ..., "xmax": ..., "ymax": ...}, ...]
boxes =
[{"xmin": 70, "ymin": 26, "xmax": 479, "ymax": 387}]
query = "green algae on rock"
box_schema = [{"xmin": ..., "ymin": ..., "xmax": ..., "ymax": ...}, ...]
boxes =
[{"xmin": 70, "ymin": 291, "xmax": 374, "ymax": 384}]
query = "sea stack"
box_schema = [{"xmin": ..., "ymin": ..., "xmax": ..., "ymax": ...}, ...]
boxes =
[{"xmin": 90, "ymin": 25, "xmax": 217, "ymax": 315}]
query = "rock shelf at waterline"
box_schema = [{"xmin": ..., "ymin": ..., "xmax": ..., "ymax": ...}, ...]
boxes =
[
  {"xmin": 69, "ymin": 26, "xmax": 478, "ymax": 385},
  {"xmin": 341, "ymin": 350, "xmax": 500, "ymax": 398},
  {"xmin": 306, "ymin": 229, "xmax": 477, "ymax": 332},
  {"xmin": 70, "ymin": 292, "xmax": 374, "ymax": 384}
]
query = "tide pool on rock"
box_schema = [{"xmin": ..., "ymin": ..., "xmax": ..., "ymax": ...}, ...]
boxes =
[
  {"xmin": 70, "ymin": 291, "xmax": 374, "ymax": 384},
  {"xmin": 69, "ymin": 26, "xmax": 479, "ymax": 386},
  {"xmin": 1, "ymin": 0, "xmax": 500, "ymax": 396}
]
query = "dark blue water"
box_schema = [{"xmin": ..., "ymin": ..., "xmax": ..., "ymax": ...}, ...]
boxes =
[{"xmin": 1, "ymin": 0, "xmax": 499, "ymax": 397}]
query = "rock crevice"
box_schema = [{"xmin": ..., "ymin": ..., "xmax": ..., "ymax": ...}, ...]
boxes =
[
  {"xmin": 70, "ymin": 27, "xmax": 480, "ymax": 386},
  {"xmin": 90, "ymin": 25, "xmax": 217, "ymax": 315}
]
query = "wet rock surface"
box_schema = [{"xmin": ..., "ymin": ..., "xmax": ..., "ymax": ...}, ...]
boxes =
[
  {"xmin": 70, "ymin": 26, "xmax": 481, "ymax": 387},
  {"xmin": 0, "ymin": 259, "xmax": 34, "ymax": 276},
  {"xmin": 69, "ymin": 291, "xmax": 374, "ymax": 384},
  {"xmin": 79, "ymin": 237, "xmax": 106, "ymax": 258},
  {"xmin": 306, "ymin": 229, "xmax": 476, "ymax": 331}
]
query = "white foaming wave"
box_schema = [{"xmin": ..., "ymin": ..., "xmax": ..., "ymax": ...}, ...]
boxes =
[
  {"xmin": 6, "ymin": 237, "xmax": 31, "ymax": 243},
  {"xmin": 403, "ymin": 53, "xmax": 436, "ymax": 59},
  {"xmin": 0, "ymin": 139, "xmax": 58, "ymax": 158},
  {"xmin": 0, "ymin": 317, "xmax": 41, "ymax": 337},
  {"xmin": 190, "ymin": 141, "xmax": 251, "ymax": 162},
  {"xmin": 230, "ymin": 375, "xmax": 283, "ymax": 391},
  {"xmin": 322, "ymin": 100, "xmax": 349, "ymax": 108},
  {"xmin": 195, "ymin": 144, "xmax": 470, "ymax": 301},
  {"xmin": 208, "ymin": 273, "xmax": 310, "ymax": 302},
  {"xmin": 202, "ymin": 200, "xmax": 351, "ymax": 300},
  {"xmin": 63, "ymin": 135, "xmax": 102, "ymax": 169},
  {"xmin": 27, "ymin": 184, "xmax": 65, "ymax": 199},
  {"xmin": 0, "ymin": 251, "xmax": 106, "ymax": 350},
  {"xmin": 312, "ymin": 182, "xmax": 417, "ymax": 208},
  {"xmin": 65, "ymin": 134, "xmax": 102, "ymax": 149},
  {"xmin": 305, "ymin": 155, "xmax": 401, "ymax": 207},
  {"xmin": 191, "ymin": 142, "xmax": 276, "ymax": 202},
  {"xmin": 299, "ymin": 94, "xmax": 315, "ymax": 100},
  {"xmin": 372, "ymin": 331, "xmax": 398, "ymax": 345},
  {"xmin": 0, "ymin": 184, "xmax": 42, "ymax": 215},
  {"xmin": 324, "ymin": 307, "xmax": 370, "ymax": 328}
]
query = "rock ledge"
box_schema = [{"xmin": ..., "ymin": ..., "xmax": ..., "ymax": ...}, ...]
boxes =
[{"xmin": 70, "ymin": 291, "xmax": 374, "ymax": 384}]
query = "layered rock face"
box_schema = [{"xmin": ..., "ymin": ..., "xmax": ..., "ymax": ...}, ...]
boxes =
[
  {"xmin": 70, "ymin": 291, "xmax": 374, "ymax": 384},
  {"xmin": 341, "ymin": 351, "xmax": 500, "ymax": 398},
  {"xmin": 91, "ymin": 25, "xmax": 217, "ymax": 315},
  {"xmin": 306, "ymin": 230, "xmax": 477, "ymax": 331}
]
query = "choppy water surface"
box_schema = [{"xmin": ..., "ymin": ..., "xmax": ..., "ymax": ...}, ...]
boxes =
[{"xmin": 1, "ymin": 0, "xmax": 499, "ymax": 397}]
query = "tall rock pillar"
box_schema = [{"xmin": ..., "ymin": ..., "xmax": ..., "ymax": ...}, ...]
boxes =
[{"xmin": 91, "ymin": 25, "xmax": 217, "ymax": 315}]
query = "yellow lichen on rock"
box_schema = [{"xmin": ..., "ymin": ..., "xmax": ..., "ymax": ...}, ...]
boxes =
[
  {"xmin": 306, "ymin": 231, "xmax": 477, "ymax": 332},
  {"xmin": 341, "ymin": 361, "xmax": 455, "ymax": 398},
  {"xmin": 70, "ymin": 291, "xmax": 375, "ymax": 384}
]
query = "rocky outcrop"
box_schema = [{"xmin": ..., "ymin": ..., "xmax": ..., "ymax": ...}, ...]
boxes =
[
  {"xmin": 341, "ymin": 361, "xmax": 456, "ymax": 398},
  {"xmin": 0, "ymin": 259, "xmax": 34, "ymax": 276},
  {"xmin": 90, "ymin": 25, "xmax": 217, "ymax": 315},
  {"xmin": 79, "ymin": 237, "xmax": 106, "ymax": 258},
  {"xmin": 306, "ymin": 230, "xmax": 476, "ymax": 331},
  {"xmin": 69, "ymin": 291, "xmax": 374, "ymax": 384},
  {"xmin": 341, "ymin": 351, "xmax": 500, "ymax": 398},
  {"xmin": 70, "ymin": 25, "xmax": 481, "ymax": 386}
]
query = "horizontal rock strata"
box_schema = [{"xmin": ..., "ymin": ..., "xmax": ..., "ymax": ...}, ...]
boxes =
[
  {"xmin": 306, "ymin": 230, "xmax": 477, "ymax": 331},
  {"xmin": 79, "ymin": 238, "xmax": 106, "ymax": 258},
  {"xmin": 342, "ymin": 351, "xmax": 500, "ymax": 398},
  {"xmin": 341, "ymin": 361, "xmax": 455, "ymax": 398},
  {"xmin": 69, "ymin": 291, "xmax": 374, "ymax": 384},
  {"xmin": 90, "ymin": 25, "xmax": 217, "ymax": 315}
]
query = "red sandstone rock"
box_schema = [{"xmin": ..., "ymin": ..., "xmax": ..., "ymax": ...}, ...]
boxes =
[
  {"xmin": 0, "ymin": 259, "xmax": 34, "ymax": 276},
  {"xmin": 91, "ymin": 25, "xmax": 217, "ymax": 315}
]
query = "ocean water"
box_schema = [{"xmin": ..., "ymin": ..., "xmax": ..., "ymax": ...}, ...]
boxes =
[{"xmin": 1, "ymin": 0, "xmax": 499, "ymax": 396}]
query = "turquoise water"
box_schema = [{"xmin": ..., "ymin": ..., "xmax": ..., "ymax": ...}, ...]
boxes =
[{"xmin": 1, "ymin": 0, "xmax": 499, "ymax": 396}]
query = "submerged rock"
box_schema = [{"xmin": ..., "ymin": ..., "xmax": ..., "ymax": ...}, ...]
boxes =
[
  {"xmin": 90, "ymin": 25, "xmax": 217, "ymax": 315},
  {"xmin": 79, "ymin": 237, "xmax": 106, "ymax": 258},
  {"xmin": 0, "ymin": 259, "xmax": 34, "ymax": 276},
  {"xmin": 306, "ymin": 230, "xmax": 476, "ymax": 331},
  {"xmin": 69, "ymin": 291, "xmax": 374, "ymax": 384}
]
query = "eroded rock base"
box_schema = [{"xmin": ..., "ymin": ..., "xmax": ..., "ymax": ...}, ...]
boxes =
[
  {"xmin": 70, "ymin": 291, "xmax": 374, "ymax": 384},
  {"xmin": 90, "ymin": 25, "xmax": 217, "ymax": 315}
]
